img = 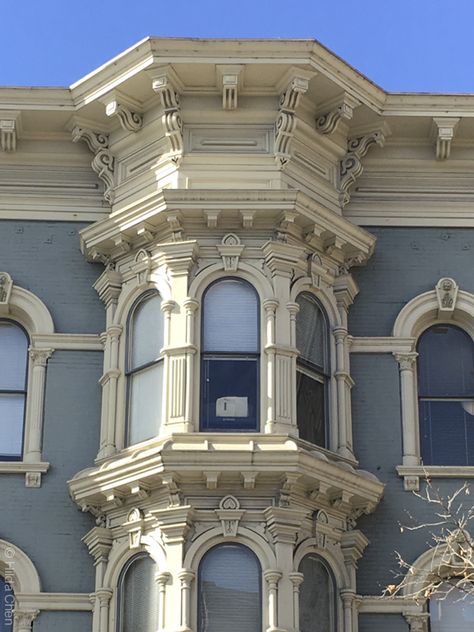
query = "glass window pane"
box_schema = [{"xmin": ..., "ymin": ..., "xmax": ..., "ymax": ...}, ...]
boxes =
[
  {"xmin": 128, "ymin": 363, "xmax": 163, "ymax": 445},
  {"xmin": 0, "ymin": 321, "xmax": 28, "ymax": 390},
  {"xmin": 198, "ymin": 544, "xmax": 261, "ymax": 632},
  {"xmin": 120, "ymin": 556, "xmax": 159, "ymax": 632},
  {"xmin": 299, "ymin": 555, "xmax": 335, "ymax": 632},
  {"xmin": 296, "ymin": 294, "xmax": 326, "ymax": 369},
  {"xmin": 201, "ymin": 358, "xmax": 258, "ymax": 431},
  {"xmin": 418, "ymin": 326, "xmax": 474, "ymax": 397},
  {"xmin": 0, "ymin": 394, "xmax": 25, "ymax": 458},
  {"xmin": 130, "ymin": 293, "xmax": 163, "ymax": 369},
  {"xmin": 419, "ymin": 400, "xmax": 474, "ymax": 466},
  {"xmin": 297, "ymin": 372, "xmax": 325, "ymax": 447},
  {"xmin": 430, "ymin": 586, "xmax": 474, "ymax": 632},
  {"xmin": 203, "ymin": 279, "xmax": 259, "ymax": 353},
  {"xmin": 0, "ymin": 576, "xmax": 13, "ymax": 632}
]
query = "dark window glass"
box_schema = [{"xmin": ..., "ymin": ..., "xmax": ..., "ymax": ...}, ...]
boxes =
[
  {"xmin": 201, "ymin": 279, "xmax": 259, "ymax": 432},
  {"xmin": 0, "ymin": 320, "xmax": 28, "ymax": 460},
  {"xmin": 296, "ymin": 294, "xmax": 328, "ymax": 447},
  {"xmin": 430, "ymin": 585, "xmax": 474, "ymax": 631},
  {"xmin": 0, "ymin": 576, "xmax": 14, "ymax": 632},
  {"xmin": 417, "ymin": 325, "xmax": 474, "ymax": 466},
  {"xmin": 198, "ymin": 544, "xmax": 261, "ymax": 632},
  {"xmin": 126, "ymin": 292, "xmax": 164, "ymax": 445},
  {"xmin": 299, "ymin": 554, "xmax": 336, "ymax": 632},
  {"xmin": 118, "ymin": 555, "xmax": 159, "ymax": 632}
]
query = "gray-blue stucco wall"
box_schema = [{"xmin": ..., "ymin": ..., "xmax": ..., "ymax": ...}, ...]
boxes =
[
  {"xmin": 0, "ymin": 221, "xmax": 104, "ymax": 604},
  {"xmin": 350, "ymin": 227, "xmax": 474, "ymax": 630}
]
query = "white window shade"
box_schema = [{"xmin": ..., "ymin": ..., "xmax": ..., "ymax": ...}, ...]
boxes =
[
  {"xmin": 299, "ymin": 554, "xmax": 336, "ymax": 632},
  {"xmin": 0, "ymin": 321, "xmax": 28, "ymax": 390},
  {"xmin": 430, "ymin": 586, "xmax": 474, "ymax": 632},
  {"xmin": 130, "ymin": 293, "xmax": 163, "ymax": 369},
  {"xmin": 296, "ymin": 294, "xmax": 326, "ymax": 369},
  {"xmin": 120, "ymin": 555, "xmax": 159, "ymax": 632}
]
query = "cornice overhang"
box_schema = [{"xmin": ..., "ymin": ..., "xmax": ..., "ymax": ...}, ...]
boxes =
[
  {"xmin": 68, "ymin": 433, "xmax": 384, "ymax": 517},
  {"xmin": 79, "ymin": 188, "xmax": 376, "ymax": 264}
]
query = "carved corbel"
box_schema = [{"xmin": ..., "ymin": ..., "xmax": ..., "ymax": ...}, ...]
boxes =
[
  {"xmin": 216, "ymin": 65, "xmax": 244, "ymax": 110},
  {"xmin": 432, "ymin": 117, "xmax": 459, "ymax": 160},
  {"xmin": 151, "ymin": 72, "xmax": 183, "ymax": 164},
  {"xmin": 166, "ymin": 213, "xmax": 184, "ymax": 241},
  {"xmin": 274, "ymin": 74, "xmax": 311, "ymax": 167},
  {"xmin": 102, "ymin": 92, "xmax": 143, "ymax": 132},
  {"xmin": 72, "ymin": 126, "xmax": 115, "ymax": 203},
  {"xmin": 338, "ymin": 128, "xmax": 386, "ymax": 207},
  {"xmin": 0, "ymin": 111, "xmax": 21, "ymax": 152},
  {"xmin": 315, "ymin": 94, "xmax": 359, "ymax": 135},
  {"xmin": 435, "ymin": 277, "xmax": 458, "ymax": 317}
]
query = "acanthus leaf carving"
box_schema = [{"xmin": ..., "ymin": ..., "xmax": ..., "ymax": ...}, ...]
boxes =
[{"xmin": 72, "ymin": 126, "xmax": 115, "ymax": 204}]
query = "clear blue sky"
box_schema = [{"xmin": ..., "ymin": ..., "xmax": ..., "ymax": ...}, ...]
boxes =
[{"xmin": 2, "ymin": 0, "xmax": 473, "ymax": 92}]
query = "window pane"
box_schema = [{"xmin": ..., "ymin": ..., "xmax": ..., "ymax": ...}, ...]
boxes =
[
  {"xmin": 128, "ymin": 363, "xmax": 163, "ymax": 445},
  {"xmin": 120, "ymin": 556, "xmax": 159, "ymax": 632},
  {"xmin": 201, "ymin": 358, "xmax": 258, "ymax": 431},
  {"xmin": 198, "ymin": 544, "xmax": 261, "ymax": 632},
  {"xmin": 296, "ymin": 294, "xmax": 326, "ymax": 369},
  {"xmin": 130, "ymin": 293, "xmax": 163, "ymax": 369},
  {"xmin": 418, "ymin": 326, "xmax": 474, "ymax": 398},
  {"xmin": 0, "ymin": 394, "xmax": 24, "ymax": 458},
  {"xmin": 430, "ymin": 587, "xmax": 474, "ymax": 632},
  {"xmin": 0, "ymin": 321, "xmax": 28, "ymax": 390},
  {"xmin": 0, "ymin": 576, "xmax": 13, "ymax": 632},
  {"xmin": 419, "ymin": 400, "xmax": 474, "ymax": 466},
  {"xmin": 203, "ymin": 279, "xmax": 259, "ymax": 353},
  {"xmin": 299, "ymin": 555, "xmax": 335, "ymax": 632},
  {"xmin": 297, "ymin": 372, "xmax": 325, "ymax": 447}
]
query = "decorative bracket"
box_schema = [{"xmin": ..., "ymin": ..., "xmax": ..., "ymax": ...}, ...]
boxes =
[
  {"xmin": 151, "ymin": 72, "xmax": 183, "ymax": 165},
  {"xmin": 315, "ymin": 94, "xmax": 359, "ymax": 135},
  {"xmin": 0, "ymin": 111, "xmax": 21, "ymax": 152},
  {"xmin": 123, "ymin": 507, "xmax": 145, "ymax": 549},
  {"xmin": 217, "ymin": 233, "xmax": 244, "ymax": 271},
  {"xmin": 338, "ymin": 128, "xmax": 386, "ymax": 207},
  {"xmin": 435, "ymin": 277, "xmax": 458, "ymax": 317},
  {"xmin": 215, "ymin": 495, "xmax": 245, "ymax": 537},
  {"xmin": 432, "ymin": 117, "xmax": 459, "ymax": 160},
  {"xmin": 102, "ymin": 91, "xmax": 143, "ymax": 132},
  {"xmin": 216, "ymin": 65, "xmax": 244, "ymax": 110},
  {"xmin": 72, "ymin": 126, "xmax": 115, "ymax": 204},
  {"xmin": 0, "ymin": 272, "xmax": 13, "ymax": 313},
  {"xmin": 274, "ymin": 74, "xmax": 311, "ymax": 168}
]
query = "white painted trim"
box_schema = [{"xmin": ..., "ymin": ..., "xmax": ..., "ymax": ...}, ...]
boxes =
[
  {"xmin": 0, "ymin": 462, "xmax": 49, "ymax": 474},
  {"xmin": 397, "ymin": 465, "xmax": 474, "ymax": 479},
  {"xmin": 349, "ymin": 336, "xmax": 415, "ymax": 354},
  {"xmin": 15, "ymin": 593, "xmax": 93, "ymax": 611},
  {"xmin": 31, "ymin": 333, "xmax": 103, "ymax": 351},
  {"xmin": 357, "ymin": 596, "xmax": 422, "ymax": 615},
  {"xmin": 0, "ymin": 540, "xmax": 41, "ymax": 593}
]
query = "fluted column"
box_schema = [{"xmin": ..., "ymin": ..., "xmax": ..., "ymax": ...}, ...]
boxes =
[
  {"xmin": 23, "ymin": 347, "xmax": 53, "ymax": 471},
  {"xmin": 289, "ymin": 571, "xmax": 304, "ymax": 632},
  {"xmin": 264, "ymin": 569, "xmax": 283, "ymax": 632},
  {"xmin": 264, "ymin": 299, "xmax": 279, "ymax": 432},
  {"xmin": 98, "ymin": 325, "xmax": 122, "ymax": 458},
  {"xmin": 156, "ymin": 572, "xmax": 171, "ymax": 631},
  {"xmin": 183, "ymin": 298, "xmax": 199, "ymax": 429},
  {"xmin": 394, "ymin": 352, "xmax": 419, "ymax": 467},
  {"xmin": 178, "ymin": 569, "xmax": 195, "ymax": 632}
]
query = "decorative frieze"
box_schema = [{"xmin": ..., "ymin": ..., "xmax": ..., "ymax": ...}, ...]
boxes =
[
  {"xmin": 72, "ymin": 127, "xmax": 115, "ymax": 203},
  {"xmin": 152, "ymin": 72, "xmax": 183, "ymax": 164},
  {"xmin": 274, "ymin": 74, "xmax": 310, "ymax": 167},
  {"xmin": 338, "ymin": 129, "xmax": 386, "ymax": 207}
]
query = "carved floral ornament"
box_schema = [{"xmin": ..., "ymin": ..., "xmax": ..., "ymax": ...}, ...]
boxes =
[
  {"xmin": 0, "ymin": 272, "xmax": 13, "ymax": 307},
  {"xmin": 435, "ymin": 277, "xmax": 458, "ymax": 315}
]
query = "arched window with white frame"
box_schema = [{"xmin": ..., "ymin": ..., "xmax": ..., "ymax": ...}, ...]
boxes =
[
  {"xmin": 117, "ymin": 553, "xmax": 159, "ymax": 632},
  {"xmin": 417, "ymin": 324, "xmax": 474, "ymax": 466},
  {"xmin": 126, "ymin": 291, "xmax": 164, "ymax": 446},
  {"xmin": 0, "ymin": 319, "xmax": 28, "ymax": 460},
  {"xmin": 295, "ymin": 293, "xmax": 329, "ymax": 447},
  {"xmin": 200, "ymin": 278, "xmax": 260, "ymax": 432},
  {"xmin": 198, "ymin": 543, "xmax": 261, "ymax": 632},
  {"xmin": 298, "ymin": 554, "xmax": 337, "ymax": 632}
]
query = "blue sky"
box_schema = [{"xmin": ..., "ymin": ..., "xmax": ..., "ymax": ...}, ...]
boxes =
[{"xmin": 2, "ymin": 0, "xmax": 473, "ymax": 92}]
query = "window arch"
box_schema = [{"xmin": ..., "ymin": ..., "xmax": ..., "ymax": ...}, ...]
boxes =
[
  {"xmin": 200, "ymin": 278, "xmax": 259, "ymax": 432},
  {"xmin": 295, "ymin": 293, "xmax": 329, "ymax": 447},
  {"xmin": 298, "ymin": 554, "xmax": 337, "ymax": 632},
  {"xmin": 117, "ymin": 553, "xmax": 159, "ymax": 632},
  {"xmin": 0, "ymin": 320, "xmax": 28, "ymax": 460},
  {"xmin": 126, "ymin": 291, "xmax": 164, "ymax": 445},
  {"xmin": 417, "ymin": 325, "xmax": 474, "ymax": 466},
  {"xmin": 198, "ymin": 543, "xmax": 261, "ymax": 632},
  {"xmin": 429, "ymin": 585, "xmax": 474, "ymax": 631}
]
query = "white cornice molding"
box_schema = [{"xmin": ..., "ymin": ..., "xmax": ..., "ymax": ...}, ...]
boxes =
[
  {"xmin": 16, "ymin": 593, "xmax": 93, "ymax": 612},
  {"xmin": 31, "ymin": 333, "xmax": 103, "ymax": 351},
  {"xmin": 349, "ymin": 336, "xmax": 415, "ymax": 354}
]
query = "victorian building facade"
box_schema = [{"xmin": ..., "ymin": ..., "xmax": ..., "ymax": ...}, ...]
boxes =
[{"xmin": 0, "ymin": 38, "xmax": 473, "ymax": 632}]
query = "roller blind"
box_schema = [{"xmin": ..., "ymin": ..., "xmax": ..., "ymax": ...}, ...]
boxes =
[
  {"xmin": 130, "ymin": 293, "xmax": 163, "ymax": 369},
  {"xmin": 120, "ymin": 555, "xmax": 159, "ymax": 632},
  {"xmin": 296, "ymin": 294, "xmax": 326, "ymax": 370}
]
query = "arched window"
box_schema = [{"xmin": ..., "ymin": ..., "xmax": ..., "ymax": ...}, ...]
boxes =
[
  {"xmin": 298, "ymin": 554, "xmax": 336, "ymax": 632},
  {"xmin": 201, "ymin": 278, "xmax": 259, "ymax": 432},
  {"xmin": 198, "ymin": 543, "xmax": 261, "ymax": 632},
  {"xmin": 417, "ymin": 325, "xmax": 474, "ymax": 466},
  {"xmin": 126, "ymin": 292, "xmax": 164, "ymax": 445},
  {"xmin": 0, "ymin": 576, "xmax": 14, "ymax": 632},
  {"xmin": 0, "ymin": 320, "xmax": 28, "ymax": 460},
  {"xmin": 117, "ymin": 554, "xmax": 159, "ymax": 632},
  {"xmin": 295, "ymin": 293, "xmax": 329, "ymax": 447},
  {"xmin": 430, "ymin": 585, "xmax": 474, "ymax": 631}
]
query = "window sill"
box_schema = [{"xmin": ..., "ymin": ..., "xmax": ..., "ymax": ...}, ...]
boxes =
[
  {"xmin": 0, "ymin": 461, "xmax": 50, "ymax": 487},
  {"xmin": 397, "ymin": 465, "xmax": 474, "ymax": 491}
]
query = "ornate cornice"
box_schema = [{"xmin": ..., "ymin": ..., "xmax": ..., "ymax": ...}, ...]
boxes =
[
  {"xmin": 71, "ymin": 126, "xmax": 115, "ymax": 203},
  {"xmin": 103, "ymin": 92, "xmax": 143, "ymax": 132}
]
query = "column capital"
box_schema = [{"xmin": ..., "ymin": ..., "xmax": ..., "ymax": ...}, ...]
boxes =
[
  {"xmin": 155, "ymin": 571, "xmax": 171, "ymax": 586},
  {"xmin": 96, "ymin": 588, "xmax": 113, "ymax": 606},
  {"xmin": 263, "ymin": 298, "xmax": 280, "ymax": 313},
  {"xmin": 28, "ymin": 347, "xmax": 53, "ymax": 366},
  {"xmin": 183, "ymin": 297, "xmax": 200, "ymax": 312},
  {"xmin": 263, "ymin": 569, "xmax": 283, "ymax": 585},
  {"xmin": 13, "ymin": 610, "xmax": 39, "ymax": 632},
  {"xmin": 178, "ymin": 569, "xmax": 196, "ymax": 586},
  {"xmin": 394, "ymin": 352, "xmax": 418, "ymax": 371},
  {"xmin": 288, "ymin": 571, "xmax": 304, "ymax": 587}
]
